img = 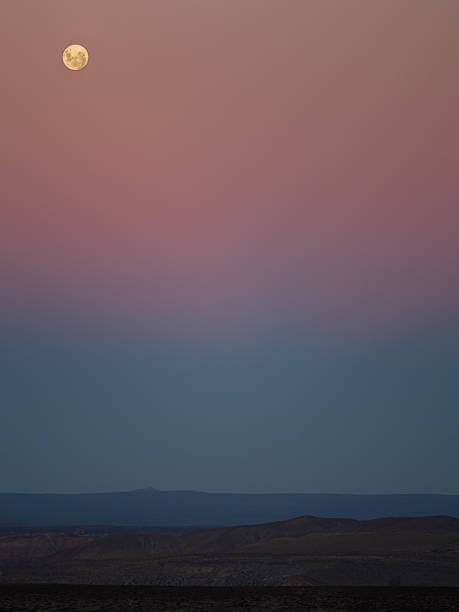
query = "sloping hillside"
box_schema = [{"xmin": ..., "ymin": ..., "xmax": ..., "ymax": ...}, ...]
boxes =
[
  {"xmin": 0, "ymin": 533, "xmax": 92, "ymax": 564},
  {"xmin": 68, "ymin": 514, "xmax": 459, "ymax": 560}
]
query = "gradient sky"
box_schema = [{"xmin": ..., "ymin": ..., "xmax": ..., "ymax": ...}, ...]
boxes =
[{"xmin": 1, "ymin": 0, "xmax": 459, "ymax": 494}]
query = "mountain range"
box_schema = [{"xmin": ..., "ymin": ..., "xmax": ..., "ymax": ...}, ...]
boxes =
[{"xmin": 2, "ymin": 488, "xmax": 459, "ymax": 526}]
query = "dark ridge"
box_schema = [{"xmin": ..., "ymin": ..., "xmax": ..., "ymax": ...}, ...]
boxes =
[{"xmin": 1, "ymin": 489, "xmax": 459, "ymax": 526}]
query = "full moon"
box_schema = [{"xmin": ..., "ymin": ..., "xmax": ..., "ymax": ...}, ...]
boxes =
[{"xmin": 62, "ymin": 44, "xmax": 89, "ymax": 71}]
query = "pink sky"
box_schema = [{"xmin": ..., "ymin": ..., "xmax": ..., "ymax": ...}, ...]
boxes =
[{"xmin": 2, "ymin": 0, "xmax": 459, "ymax": 335}]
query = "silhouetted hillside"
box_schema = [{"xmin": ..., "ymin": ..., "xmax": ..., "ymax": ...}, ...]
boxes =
[{"xmin": 69, "ymin": 514, "xmax": 459, "ymax": 560}]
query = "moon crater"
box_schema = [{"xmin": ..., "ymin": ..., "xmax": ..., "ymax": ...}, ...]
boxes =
[{"xmin": 62, "ymin": 44, "xmax": 89, "ymax": 71}]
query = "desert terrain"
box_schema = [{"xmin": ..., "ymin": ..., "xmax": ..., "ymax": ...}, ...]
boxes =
[
  {"xmin": 1, "ymin": 515, "xmax": 459, "ymax": 588},
  {"xmin": 1, "ymin": 585, "xmax": 459, "ymax": 611}
]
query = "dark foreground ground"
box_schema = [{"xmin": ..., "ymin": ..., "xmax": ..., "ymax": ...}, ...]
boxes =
[{"xmin": 1, "ymin": 585, "xmax": 459, "ymax": 611}]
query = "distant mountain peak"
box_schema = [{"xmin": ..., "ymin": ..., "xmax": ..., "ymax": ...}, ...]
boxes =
[{"xmin": 132, "ymin": 487, "xmax": 158, "ymax": 493}]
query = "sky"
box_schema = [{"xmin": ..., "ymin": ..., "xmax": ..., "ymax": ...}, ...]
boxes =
[{"xmin": 1, "ymin": 0, "xmax": 459, "ymax": 494}]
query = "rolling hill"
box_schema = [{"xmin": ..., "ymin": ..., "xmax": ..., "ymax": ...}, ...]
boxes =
[{"xmin": 2, "ymin": 514, "xmax": 459, "ymax": 586}]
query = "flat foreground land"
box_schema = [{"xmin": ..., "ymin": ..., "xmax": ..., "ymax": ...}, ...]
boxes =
[{"xmin": 1, "ymin": 585, "xmax": 459, "ymax": 611}]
